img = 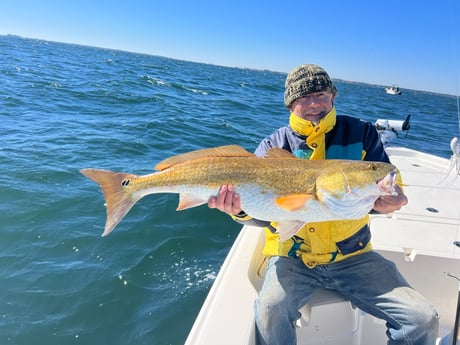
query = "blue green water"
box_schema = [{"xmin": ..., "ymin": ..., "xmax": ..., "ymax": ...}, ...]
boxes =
[{"xmin": 1, "ymin": 35, "xmax": 459, "ymax": 345}]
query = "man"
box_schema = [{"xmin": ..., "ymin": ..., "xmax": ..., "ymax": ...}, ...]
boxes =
[{"xmin": 208, "ymin": 64, "xmax": 439, "ymax": 344}]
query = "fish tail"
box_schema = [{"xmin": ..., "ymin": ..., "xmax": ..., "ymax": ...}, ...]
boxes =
[{"xmin": 80, "ymin": 168, "xmax": 140, "ymax": 236}]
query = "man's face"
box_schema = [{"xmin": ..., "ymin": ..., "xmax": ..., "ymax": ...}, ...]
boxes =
[{"xmin": 290, "ymin": 92, "xmax": 335, "ymax": 123}]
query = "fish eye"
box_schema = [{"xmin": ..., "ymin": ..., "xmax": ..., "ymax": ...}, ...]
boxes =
[{"xmin": 370, "ymin": 164, "xmax": 378, "ymax": 171}]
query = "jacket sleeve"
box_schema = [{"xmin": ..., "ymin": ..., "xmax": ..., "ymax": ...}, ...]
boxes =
[
  {"xmin": 361, "ymin": 122, "xmax": 404, "ymax": 184},
  {"xmin": 362, "ymin": 122, "xmax": 391, "ymax": 163}
]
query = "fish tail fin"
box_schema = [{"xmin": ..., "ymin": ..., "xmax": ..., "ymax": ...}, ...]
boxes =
[{"xmin": 80, "ymin": 168, "xmax": 140, "ymax": 236}]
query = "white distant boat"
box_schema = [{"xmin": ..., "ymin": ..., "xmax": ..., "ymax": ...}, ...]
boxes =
[
  {"xmin": 185, "ymin": 122, "xmax": 460, "ymax": 344},
  {"xmin": 385, "ymin": 85, "xmax": 402, "ymax": 95}
]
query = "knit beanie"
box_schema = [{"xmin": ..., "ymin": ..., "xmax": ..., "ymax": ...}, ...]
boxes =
[{"xmin": 284, "ymin": 64, "xmax": 338, "ymax": 108}]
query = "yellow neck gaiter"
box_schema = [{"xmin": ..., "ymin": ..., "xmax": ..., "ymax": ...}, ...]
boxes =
[{"xmin": 289, "ymin": 107, "xmax": 336, "ymax": 160}]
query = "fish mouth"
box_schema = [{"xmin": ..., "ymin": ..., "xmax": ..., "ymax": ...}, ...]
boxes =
[{"xmin": 377, "ymin": 170, "xmax": 397, "ymax": 194}]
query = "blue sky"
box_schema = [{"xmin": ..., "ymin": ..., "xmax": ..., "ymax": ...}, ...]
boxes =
[{"xmin": 1, "ymin": 0, "xmax": 459, "ymax": 95}]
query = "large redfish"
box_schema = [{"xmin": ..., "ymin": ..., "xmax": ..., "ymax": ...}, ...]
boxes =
[{"xmin": 80, "ymin": 145, "xmax": 397, "ymax": 240}]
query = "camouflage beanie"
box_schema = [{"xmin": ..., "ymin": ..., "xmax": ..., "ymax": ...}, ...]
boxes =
[{"xmin": 284, "ymin": 64, "xmax": 338, "ymax": 108}]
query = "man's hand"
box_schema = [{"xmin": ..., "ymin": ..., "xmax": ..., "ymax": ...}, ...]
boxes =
[
  {"xmin": 373, "ymin": 184, "xmax": 408, "ymax": 214},
  {"xmin": 208, "ymin": 185, "xmax": 242, "ymax": 215}
]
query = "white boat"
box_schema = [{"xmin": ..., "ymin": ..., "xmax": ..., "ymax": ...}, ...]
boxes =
[
  {"xmin": 185, "ymin": 125, "xmax": 460, "ymax": 344},
  {"xmin": 385, "ymin": 85, "xmax": 402, "ymax": 95}
]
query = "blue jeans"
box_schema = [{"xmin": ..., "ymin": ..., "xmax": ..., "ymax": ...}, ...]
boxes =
[{"xmin": 255, "ymin": 252, "xmax": 439, "ymax": 345}]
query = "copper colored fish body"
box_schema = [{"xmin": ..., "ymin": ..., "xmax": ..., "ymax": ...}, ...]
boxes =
[{"xmin": 80, "ymin": 145, "xmax": 397, "ymax": 240}]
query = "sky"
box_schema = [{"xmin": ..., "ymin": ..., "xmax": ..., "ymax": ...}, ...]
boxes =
[{"xmin": 1, "ymin": 0, "xmax": 459, "ymax": 95}]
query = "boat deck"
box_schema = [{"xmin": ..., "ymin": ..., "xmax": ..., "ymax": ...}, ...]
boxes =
[{"xmin": 185, "ymin": 146, "xmax": 460, "ymax": 344}]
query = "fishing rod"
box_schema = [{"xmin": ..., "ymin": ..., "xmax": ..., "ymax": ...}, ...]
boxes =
[
  {"xmin": 443, "ymin": 6, "xmax": 459, "ymax": 344},
  {"xmin": 454, "ymin": 72, "xmax": 460, "ymax": 173}
]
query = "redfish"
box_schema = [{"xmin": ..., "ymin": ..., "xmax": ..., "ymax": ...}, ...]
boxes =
[{"xmin": 80, "ymin": 145, "xmax": 397, "ymax": 240}]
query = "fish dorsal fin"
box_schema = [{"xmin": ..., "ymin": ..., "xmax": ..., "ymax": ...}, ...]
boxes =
[
  {"xmin": 155, "ymin": 145, "xmax": 253, "ymax": 171},
  {"xmin": 275, "ymin": 193, "xmax": 314, "ymax": 211},
  {"xmin": 264, "ymin": 148, "xmax": 297, "ymax": 159}
]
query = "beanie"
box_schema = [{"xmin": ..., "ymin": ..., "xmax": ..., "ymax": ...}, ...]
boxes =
[{"xmin": 284, "ymin": 64, "xmax": 338, "ymax": 108}]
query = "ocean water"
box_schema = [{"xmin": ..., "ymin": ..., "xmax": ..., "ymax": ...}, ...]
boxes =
[{"xmin": 1, "ymin": 35, "xmax": 459, "ymax": 345}]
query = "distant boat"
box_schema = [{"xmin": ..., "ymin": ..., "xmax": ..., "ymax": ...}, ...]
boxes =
[{"xmin": 385, "ymin": 85, "xmax": 402, "ymax": 95}]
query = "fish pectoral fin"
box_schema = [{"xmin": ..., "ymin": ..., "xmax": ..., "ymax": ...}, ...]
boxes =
[
  {"xmin": 277, "ymin": 221, "xmax": 305, "ymax": 242},
  {"xmin": 176, "ymin": 193, "xmax": 208, "ymax": 211},
  {"xmin": 275, "ymin": 194, "xmax": 314, "ymax": 211}
]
